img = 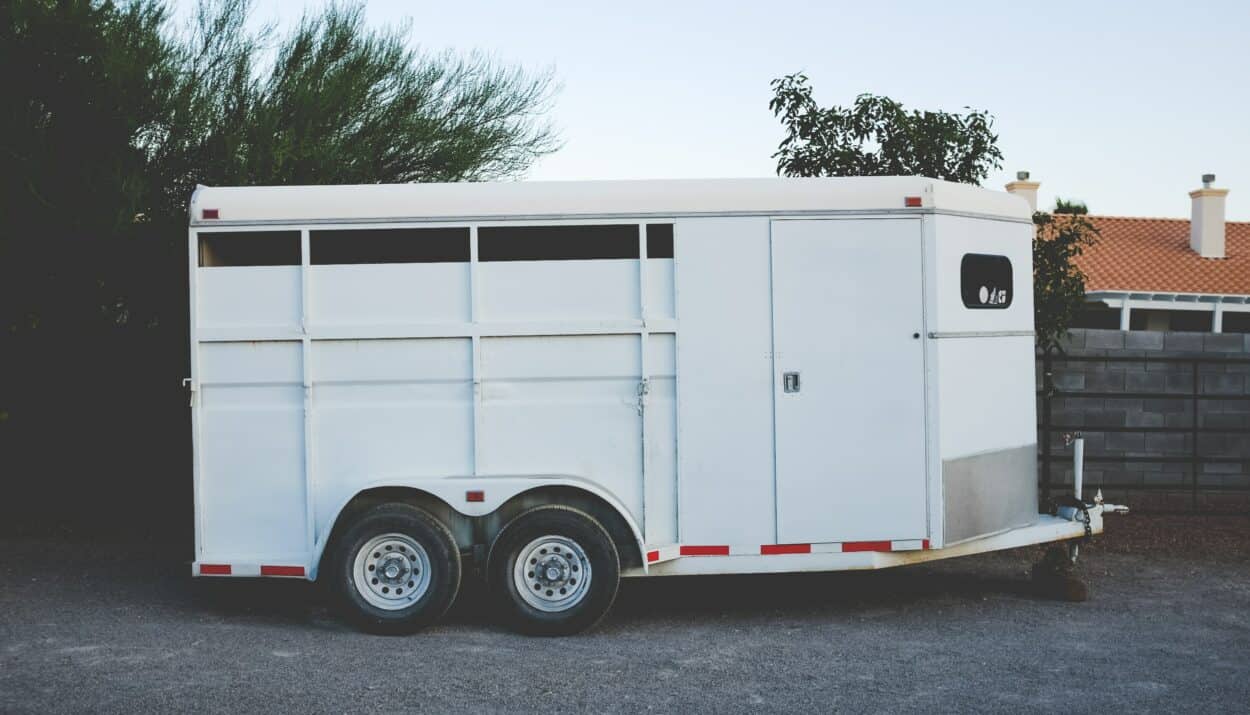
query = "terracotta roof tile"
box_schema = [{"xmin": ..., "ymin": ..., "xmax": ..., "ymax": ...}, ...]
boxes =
[{"xmin": 1071, "ymin": 215, "xmax": 1250, "ymax": 296}]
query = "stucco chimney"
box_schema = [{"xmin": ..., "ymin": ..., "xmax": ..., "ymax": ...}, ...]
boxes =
[
  {"xmin": 1189, "ymin": 174, "xmax": 1228, "ymax": 258},
  {"xmin": 1005, "ymin": 170, "xmax": 1040, "ymax": 213}
]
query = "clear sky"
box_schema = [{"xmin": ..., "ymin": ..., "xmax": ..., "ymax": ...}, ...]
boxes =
[{"xmin": 211, "ymin": 0, "xmax": 1250, "ymax": 219}]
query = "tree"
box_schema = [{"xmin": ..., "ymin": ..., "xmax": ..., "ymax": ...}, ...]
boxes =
[
  {"xmin": 767, "ymin": 72, "xmax": 1098, "ymax": 351},
  {"xmin": 1033, "ymin": 212, "xmax": 1100, "ymax": 353},
  {"xmin": 1053, "ymin": 198, "xmax": 1089, "ymax": 215},
  {"xmin": 0, "ymin": 0, "xmax": 560, "ymax": 537},
  {"xmin": 151, "ymin": 0, "xmax": 559, "ymax": 222},
  {"xmin": 768, "ymin": 72, "xmax": 1002, "ymax": 184}
]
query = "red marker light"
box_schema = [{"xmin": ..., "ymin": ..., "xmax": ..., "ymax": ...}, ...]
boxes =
[
  {"xmin": 904, "ymin": 196, "xmax": 922, "ymax": 208},
  {"xmin": 202, "ymin": 208, "xmax": 220, "ymax": 219},
  {"xmin": 466, "ymin": 490, "xmax": 485, "ymax": 503}
]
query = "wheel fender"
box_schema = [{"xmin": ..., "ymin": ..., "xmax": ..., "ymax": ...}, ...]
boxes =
[{"xmin": 312, "ymin": 475, "xmax": 645, "ymax": 579}]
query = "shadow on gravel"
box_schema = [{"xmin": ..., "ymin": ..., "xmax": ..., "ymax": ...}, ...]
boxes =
[
  {"xmin": 180, "ymin": 556, "xmax": 1043, "ymax": 632},
  {"xmin": 615, "ymin": 565, "xmax": 1037, "ymax": 619},
  {"xmin": 2, "ymin": 535, "xmax": 1073, "ymax": 632}
]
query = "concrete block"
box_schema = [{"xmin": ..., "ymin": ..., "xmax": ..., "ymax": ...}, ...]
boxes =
[
  {"xmin": 1143, "ymin": 471, "xmax": 1189, "ymax": 487},
  {"xmin": 1105, "ymin": 432, "xmax": 1145, "ymax": 451},
  {"xmin": 1143, "ymin": 397, "xmax": 1187, "ymax": 413},
  {"xmin": 1126, "ymin": 411, "xmax": 1165, "ymax": 427},
  {"xmin": 1165, "ymin": 373, "xmax": 1195, "ymax": 394},
  {"xmin": 1146, "ymin": 358, "xmax": 1181, "ymax": 372},
  {"xmin": 1165, "ymin": 413, "xmax": 1193, "ymax": 428},
  {"xmin": 1163, "ymin": 332, "xmax": 1204, "ymax": 352},
  {"xmin": 1197, "ymin": 432, "xmax": 1226, "ymax": 452},
  {"xmin": 1203, "ymin": 333, "xmax": 1244, "ymax": 353},
  {"xmin": 1214, "ymin": 398, "xmax": 1250, "ymax": 414},
  {"xmin": 1125, "ymin": 370, "xmax": 1165, "ymax": 393},
  {"xmin": 1084, "ymin": 330, "xmax": 1125, "ymax": 350},
  {"xmin": 1100, "ymin": 468, "xmax": 1143, "ymax": 486},
  {"xmin": 1064, "ymin": 396, "xmax": 1104, "ymax": 411},
  {"xmin": 1125, "ymin": 331, "xmax": 1165, "ymax": 350},
  {"xmin": 1202, "ymin": 373, "xmax": 1244, "ymax": 395},
  {"xmin": 1201, "ymin": 462, "xmax": 1244, "ymax": 475},
  {"xmin": 1144, "ymin": 432, "xmax": 1185, "ymax": 455},
  {"xmin": 1083, "ymin": 409, "xmax": 1128, "ymax": 427},
  {"xmin": 1111, "ymin": 398, "xmax": 1143, "ymax": 413},
  {"xmin": 1051, "ymin": 369, "xmax": 1085, "ymax": 391},
  {"xmin": 1203, "ymin": 413, "xmax": 1250, "ymax": 429},
  {"xmin": 1086, "ymin": 371, "xmax": 1126, "ymax": 391}
]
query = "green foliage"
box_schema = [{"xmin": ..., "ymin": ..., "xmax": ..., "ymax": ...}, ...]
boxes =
[
  {"xmin": 1053, "ymin": 197, "xmax": 1089, "ymax": 215},
  {"xmin": 1033, "ymin": 212, "xmax": 1100, "ymax": 353},
  {"xmin": 766, "ymin": 73, "xmax": 1093, "ymax": 353},
  {"xmin": 768, "ymin": 73, "xmax": 1003, "ymax": 184},
  {"xmin": 2, "ymin": 0, "xmax": 560, "ymax": 336},
  {"xmin": 2, "ymin": 0, "xmax": 180, "ymax": 332},
  {"xmin": 0, "ymin": 0, "xmax": 559, "ymax": 535},
  {"xmin": 152, "ymin": 0, "xmax": 559, "ymax": 220}
]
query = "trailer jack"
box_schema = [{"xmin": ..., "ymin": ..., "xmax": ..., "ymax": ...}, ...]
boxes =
[{"xmin": 1032, "ymin": 436, "xmax": 1131, "ymax": 602}]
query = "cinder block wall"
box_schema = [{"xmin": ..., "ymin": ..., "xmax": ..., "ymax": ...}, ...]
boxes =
[{"xmin": 1037, "ymin": 329, "xmax": 1250, "ymax": 513}]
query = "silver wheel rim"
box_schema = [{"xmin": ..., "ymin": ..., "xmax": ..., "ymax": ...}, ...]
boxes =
[
  {"xmin": 513, "ymin": 534, "xmax": 593, "ymax": 613},
  {"xmin": 353, "ymin": 533, "xmax": 432, "ymax": 611}
]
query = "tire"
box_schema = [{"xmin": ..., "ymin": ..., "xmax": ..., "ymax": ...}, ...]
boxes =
[
  {"xmin": 488, "ymin": 505, "xmax": 620, "ymax": 636},
  {"xmin": 329, "ymin": 503, "xmax": 461, "ymax": 635}
]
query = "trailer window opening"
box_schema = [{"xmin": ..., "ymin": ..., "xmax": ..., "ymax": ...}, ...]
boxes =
[
  {"xmin": 646, "ymin": 224, "xmax": 674, "ymax": 258},
  {"xmin": 310, "ymin": 227, "xmax": 470, "ymax": 265},
  {"xmin": 478, "ymin": 224, "xmax": 640, "ymax": 262},
  {"xmin": 198, "ymin": 231, "xmax": 301, "ymax": 267},
  {"xmin": 960, "ymin": 253, "xmax": 1012, "ymax": 309}
]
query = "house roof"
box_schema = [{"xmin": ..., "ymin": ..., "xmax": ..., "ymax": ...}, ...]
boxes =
[{"xmin": 1074, "ymin": 215, "xmax": 1250, "ymax": 296}]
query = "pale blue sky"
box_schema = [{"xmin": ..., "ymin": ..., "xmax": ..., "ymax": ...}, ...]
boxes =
[{"xmin": 205, "ymin": 0, "xmax": 1250, "ymax": 219}]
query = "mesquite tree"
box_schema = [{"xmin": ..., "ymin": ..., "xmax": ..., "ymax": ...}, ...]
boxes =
[
  {"xmin": 769, "ymin": 72, "xmax": 1002, "ymax": 183},
  {"xmin": 769, "ymin": 72, "xmax": 1098, "ymax": 353},
  {"xmin": 0, "ymin": 0, "xmax": 559, "ymax": 536}
]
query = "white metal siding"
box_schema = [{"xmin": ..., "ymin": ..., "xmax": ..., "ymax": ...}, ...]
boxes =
[
  {"xmin": 931, "ymin": 215, "xmax": 1039, "ymax": 543},
  {"xmin": 311, "ymin": 338, "xmax": 475, "ymax": 532},
  {"xmin": 309, "ymin": 263, "xmax": 471, "ymax": 326},
  {"xmin": 198, "ymin": 341, "xmax": 307, "ymax": 559},
  {"xmin": 478, "ymin": 334, "xmax": 644, "ymax": 520},
  {"xmin": 188, "ymin": 180, "xmax": 1042, "ymax": 575},
  {"xmin": 673, "ymin": 217, "xmax": 777, "ymax": 545},
  {"xmin": 191, "ymin": 177, "xmax": 1032, "ymax": 226},
  {"xmin": 771, "ymin": 219, "xmax": 928, "ymax": 544},
  {"xmin": 931, "ymin": 214, "xmax": 1036, "ymax": 458}
]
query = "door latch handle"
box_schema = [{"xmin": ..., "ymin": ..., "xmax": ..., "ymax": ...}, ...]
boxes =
[{"xmin": 782, "ymin": 372, "xmax": 801, "ymax": 394}]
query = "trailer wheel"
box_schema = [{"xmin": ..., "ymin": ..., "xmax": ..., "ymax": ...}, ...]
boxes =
[
  {"xmin": 329, "ymin": 503, "xmax": 461, "ymax": 635},
  {"xmin": 488, "ymin": 505, "xmax": 619, "ymax": 636}
]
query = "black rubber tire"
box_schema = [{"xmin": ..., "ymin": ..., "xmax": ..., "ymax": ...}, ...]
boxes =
[
  {"xmin": 488, "ymin": 505, "xmax": 620, "ymax": 636},
  {"xmin": 329, "ymin": 503, "xmax": 461, "ymax": 635}
]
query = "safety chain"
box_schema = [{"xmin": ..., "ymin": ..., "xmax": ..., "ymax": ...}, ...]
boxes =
[{"xmin": 1050, "ymin": 494, "xmax": 1093, "ymax": 541}]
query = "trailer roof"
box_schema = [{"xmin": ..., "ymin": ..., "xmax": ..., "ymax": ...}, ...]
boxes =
[{"xmin": 190, "ymin": 177, "xmax": 1031, "ymax": 226}]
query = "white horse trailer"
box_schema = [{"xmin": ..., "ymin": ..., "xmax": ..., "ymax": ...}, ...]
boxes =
[{"xmin": 187, "ymin": 177, "xmax": 1122, "ymax": 634}]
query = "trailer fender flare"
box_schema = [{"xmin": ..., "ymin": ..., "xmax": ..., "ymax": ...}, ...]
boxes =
[{"xmin": 311, "ymin": 475, "xmax": 646, "ymax": 579}]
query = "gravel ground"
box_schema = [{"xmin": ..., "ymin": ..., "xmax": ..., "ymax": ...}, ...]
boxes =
[{"xmin": 2, "ymin": 515, "xmax": 1248, "ymax": 714}]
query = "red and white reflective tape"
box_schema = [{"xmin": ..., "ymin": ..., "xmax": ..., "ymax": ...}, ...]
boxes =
[
  {"xmin": 196, "ymin": 563, "xmax": 306, "ymax": 578},
  {"xmin": 647, "ymin": 539, "xmax": 930, "ymax": 563}
]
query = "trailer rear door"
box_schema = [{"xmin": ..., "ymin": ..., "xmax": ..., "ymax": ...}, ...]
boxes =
[{"xmin": 771, "ymin": 218, "xmax": 928, "ymax": 544}]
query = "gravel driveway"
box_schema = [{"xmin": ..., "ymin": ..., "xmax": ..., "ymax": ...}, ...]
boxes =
[{"xmin": 2, "ymin": 515, "xmax": 1248, "ymax": 713}]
